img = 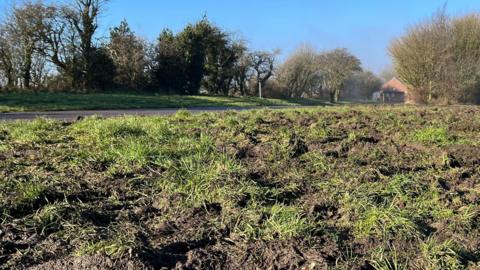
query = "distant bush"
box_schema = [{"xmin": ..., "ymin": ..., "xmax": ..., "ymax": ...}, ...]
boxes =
[{"xmin": 262, "ymin": 80, "xmax": 289, "ymax": 99}]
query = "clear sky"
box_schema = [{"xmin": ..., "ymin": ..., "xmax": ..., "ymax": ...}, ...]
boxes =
[{"xmin": 3, "ymin": 0, "xmax": 480, "ymax": 74}]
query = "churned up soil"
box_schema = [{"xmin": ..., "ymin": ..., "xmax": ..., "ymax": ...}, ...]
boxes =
[{"xmin": 0, "ymin": 106, "xmax": 479, "ymax": 269}]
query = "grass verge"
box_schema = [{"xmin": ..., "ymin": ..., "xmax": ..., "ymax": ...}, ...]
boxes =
[{"xmin": 0, "ymin": 92, "xmax": 330, "ymax": 112}]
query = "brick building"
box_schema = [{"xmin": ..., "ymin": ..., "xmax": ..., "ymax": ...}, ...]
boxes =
[{"xmin": 373, "ymin": 78, "xmax": 410, "ymax": 103}]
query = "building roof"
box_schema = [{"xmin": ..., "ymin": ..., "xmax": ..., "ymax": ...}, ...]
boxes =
[{"xmin": 381, "ymin": 78, "xmax": 408, "ymax": 93}]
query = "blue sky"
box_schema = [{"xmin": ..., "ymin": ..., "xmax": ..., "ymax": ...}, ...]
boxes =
[{"xmin": 4, "ymin": 0, "xmax": 480, "ymax": 73}]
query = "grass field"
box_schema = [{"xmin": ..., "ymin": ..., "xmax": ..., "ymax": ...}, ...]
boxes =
[
  {"xmin": 1, "ymin": 106, "xmax": 479, "ymax": 269},
  {"xmin": 0, "ymin": 92, "xmax": 330, "ymax": 112}
]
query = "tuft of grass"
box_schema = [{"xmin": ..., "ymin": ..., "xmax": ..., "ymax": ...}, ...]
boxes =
[
  {"xmin": 306, "ymin": 122, "xmax": 330, "ymax": 140},
  {"xmin": 237, "ymin": 204, "xmax": 315, "ymax": 241},
  {"xmin": 173, "ymin": 109, "xmax": 192, "ymax": 120},
  {"xmin": 370, "ymin": 246, "xmax": 406, "ymax": 270},
  {"xmin": 1, "ymin": 118, "xmax": 58, "ymax": 144},
  {"xmin": 76, "ymin": 238, "xmax": 135, "ymax": 258},
  {"xmin": 413, "ymin": 127, "xmax": 454, "ymax": 145},
  {"xmin": 16, "ymin": 180, "xmax": 46, "ymax": 205},
  {"xmin": 354, "ymin": 204, "xmax": 418, "ymax": 239},
  {"xmin": 75, "ymin": 224, "xmax": 139, "ymax": 258},
  {"xmin": 447, "ymin": 205, "xmax": 479, "ymax": 231},
  {"xmin": 302, "ymin": 151, "xmax": 331, "ymax": 173},
  {"xmin": 28, "ymin": 203, "xmax": 66, "ymax": 236},
  {"xmin": 261, "ymin": 204, "xmax": 314, "ymax": 240},
  {"xmin": 419, "ymin": 238, "xmax": 464, "ymax": 270},
  {"xmin": 69, "ymin": 116, "xmax": 173, "ymax": 175}
]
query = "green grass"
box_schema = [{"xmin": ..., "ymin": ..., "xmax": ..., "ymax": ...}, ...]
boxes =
[
  {"xmin": 236, "ymin": 203, "xmax": 315, "ymax": 240},
  {"xmin": 413, "ymin": 127, "xmax": 455, "ymax": 145},
  {"xmin": 0, "ymin": 92, "xmax": 330, "ymax": 112},
  {"xmin": 0, "ymin": 105, "xmax": 479, "ymax": 269},
  {"xmin": 28, "ymin": 203, "xmax": 67, "ymax": 236},
  {"xmin": 16, "ymin": 179, "xmax": 46, "ymax": 205}
]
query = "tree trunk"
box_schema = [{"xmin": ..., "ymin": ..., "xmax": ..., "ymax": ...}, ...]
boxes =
[
  {"xmin": 239, "ymin": 83, "xmax": 245, "ymax": 96},
  {"xmin": 81, "ymin": 47, "xmax": 94, "ymax": 91},
  {"xmin": 428, "ymin": 81, "xmax": 433, "ymax": 103},
  {"xmin": 334, "ymin": 89, "xmax": 340, "ymax": 103},
  {"xmin": 23, "ymin": 47, "xmax": 33, "ymax": 89},
  {"xmin": 6, "ymin": 74, "xmax": 15, "ymax": 90},
  {"xmin": 4, "ymin": 64, "xmax": 15, "ymax": 90}
]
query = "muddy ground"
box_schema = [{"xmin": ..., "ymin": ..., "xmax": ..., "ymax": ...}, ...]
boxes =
[{"xmin": 0, "ymin": 106, "xmax": 479, "ymax": 269}]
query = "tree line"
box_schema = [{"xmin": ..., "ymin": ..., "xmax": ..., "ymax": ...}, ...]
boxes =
[
  {"xmin": 390, "ymin": 9, "xmax": 480, "ymax": 104},
  {"xmin": 0, "ymin": 0, "xmax": 382, "ymax": 102}
]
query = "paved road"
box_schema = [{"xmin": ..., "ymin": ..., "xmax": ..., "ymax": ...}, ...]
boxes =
[{"xmin": 0, "ymin": 106, "xmax": 306, "ymax": 121}]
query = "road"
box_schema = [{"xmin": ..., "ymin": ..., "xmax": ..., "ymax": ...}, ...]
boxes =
[{"xmin": 0, "ymin": 106, "xmax": 307, "ymax": 121}]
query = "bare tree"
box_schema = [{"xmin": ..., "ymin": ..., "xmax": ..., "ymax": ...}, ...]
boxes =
[
  {"xmin": 250, "ymin": 50, "xmax": 278, "ymax": 97},
  {"xmin": 318, "ymin": 48, "xmax": 362, "ymax": 103},
  {"xmin": 390, "ymin": 9, "xmax": 480, "ymax": 104},
  {"xmin": 390, "ymin": 9, "xmax": 451, "ymax": 103},
  {"xmin": 37, "ymin": 4, "xmax": 82, "ymax": 89},
  {"xmin": 232, "ymin": 53, "xmax": 253, "ymax": 96},
  {"xmin": 277, "ymin": 45, "xmax": 322, "ymax": 98},
  {"xmin": 32, "ymin": 0, "xmax": 109, "ymax": 90},
  {"xmin": 449, "ymin": 14, "xmax": 480, "ymax": 103},
  {"xmin": 63, "ymin": 0, "xmax": 109, "ymax": 90},
  {"xmin": 0, "ymin": 24, "xmax": 17, "ymax": 89},
  {"xmin": 0, "ymin": 2, "xmax": 49, "ymax": 90}
]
